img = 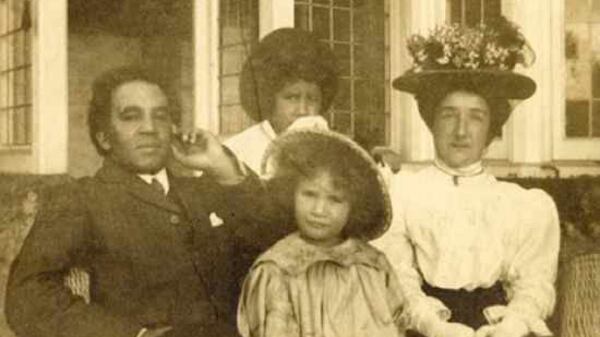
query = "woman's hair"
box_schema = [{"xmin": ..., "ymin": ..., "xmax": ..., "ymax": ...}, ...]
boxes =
[
  {"xmin": 266, "ymin": 134, "xmax": 384, "ymax": 240},
  {"xmin": 239, "ymin": 28, "xmax": 339, "ymax": 122},
  {"xmin": 415, "ymin": 82, "xmax": 511, "ymax": 143}
]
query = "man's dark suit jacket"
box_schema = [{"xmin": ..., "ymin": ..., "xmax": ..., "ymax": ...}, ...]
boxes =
[{"xmin": 5, "ymin": 159, "xmax": 286, "ymax": 337}]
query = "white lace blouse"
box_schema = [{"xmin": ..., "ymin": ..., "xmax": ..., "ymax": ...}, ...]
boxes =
[{"xmin": 372, "ymin": 165, "xmax": 560, "ymax": 334}]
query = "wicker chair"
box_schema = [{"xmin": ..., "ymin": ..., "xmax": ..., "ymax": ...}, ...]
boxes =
[{"xmin": 557, "ymin": 252, "xmax": 600, "ymax": 337}]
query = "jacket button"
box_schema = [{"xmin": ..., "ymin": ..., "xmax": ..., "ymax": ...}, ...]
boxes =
[{"xmin": 170, "ymin": 214, "xmax": 180, "ymax": 224}]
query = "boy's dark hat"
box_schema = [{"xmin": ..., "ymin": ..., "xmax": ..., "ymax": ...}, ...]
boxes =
[{"xmin": 261, "ymin": 128, "xmax": 392, "ymax": 241}]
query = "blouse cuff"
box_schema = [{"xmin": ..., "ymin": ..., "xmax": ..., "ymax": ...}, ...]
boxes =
[
  {"xmin": 402, "ymin": 295, "xmax": 451, "ymax": 330},
  {"xmin": 483, "ymin": 305, "xmax": 552, "ymax": 336}
]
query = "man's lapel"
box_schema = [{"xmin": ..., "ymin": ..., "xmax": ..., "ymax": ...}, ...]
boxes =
[
  {"xmin": 96, "ymin": 159, "xmax": 181, "ymax": 214},
  {"xmin": 168, "ymin": 176, "xmax": 213, "ymax": 228}
]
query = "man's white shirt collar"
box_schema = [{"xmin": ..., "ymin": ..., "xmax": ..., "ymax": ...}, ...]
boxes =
[{"xmin": 138, "ymin": 168, "xmax": 170, "ymax": 194}]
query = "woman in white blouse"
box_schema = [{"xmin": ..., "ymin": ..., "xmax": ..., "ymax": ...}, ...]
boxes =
[
  {"xmin": 372, "ymin": 18, "xmax": 560, "ymax": 337},
  {"xmin": 225, "ymin": 28, "xmax": 338, "ymax": 173}
]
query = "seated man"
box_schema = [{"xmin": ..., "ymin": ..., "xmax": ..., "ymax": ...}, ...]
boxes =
[{"xmin": 5, "ymin": 67, "xmax": 280, "ymax": 337}]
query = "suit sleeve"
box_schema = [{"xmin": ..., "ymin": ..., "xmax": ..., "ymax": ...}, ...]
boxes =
[
  {"xmin": 5, "ymin": 182, "xmax": 142, "ymax": 337},
  {"xmin": 205, "ymin": 173, "xmax": 292, "ymax": 253}
]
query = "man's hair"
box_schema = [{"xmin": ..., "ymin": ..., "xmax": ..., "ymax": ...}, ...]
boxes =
[{"xmin": 88, "ymin": 66, "xmax": 181, "ymax": 156}]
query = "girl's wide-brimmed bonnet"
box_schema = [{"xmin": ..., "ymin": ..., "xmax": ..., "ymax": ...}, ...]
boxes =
[{"xmin": 261, "ymin": 128, "xmax": 392, "ymax": 241}]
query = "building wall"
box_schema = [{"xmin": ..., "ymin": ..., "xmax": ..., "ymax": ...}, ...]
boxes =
[{"xmin": 67, "ymin": 33, "xmax": 143, "ymax": 178}]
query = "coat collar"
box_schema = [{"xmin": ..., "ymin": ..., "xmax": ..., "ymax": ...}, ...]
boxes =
[{"xmin": 95, "ymin": 159, "xmax": 181, "ymax": 213}]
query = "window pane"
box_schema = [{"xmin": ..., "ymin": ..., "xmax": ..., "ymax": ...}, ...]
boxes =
[
  {"xmin": 354, "ymin": 79, "xmax": 370, "ymax": 112},
  {"xmin": 219, "ymin": 0, "xmax": 258, "ymax": 135},
  {"xmin": 13, "ymin": 68, "xmax": 25, "ymax": 105},
  {"xmin": 0, "ymin": 73, "xmax": 6, "ymax": 108},
  {"xmin": 355, "ymin": 113, "xmax": 385, "ymax": 149},
  {"xmin": 484, "ymin": 0, "xmax": 501, "ymax": 20},
  {"xmin": 220, "ymin": 76, "xmax": 240, "ymax": 105},
  {"xmin": 314, "ymin": 0, "xmax": 330, "ymax": 4},
  {"xmin": 333, "ymin": 9, "xmax": 350, "ymax": 41},
  {"xmin": 295, "ymin": 4, "xmax": 310, "ymax": 30},
  {"xmin": 465, "ymin": 0, "xmax": 482, "ymax": 26},
  {"xmin": 334, "ymin": 78, "xmax": 351, "ymax": 110},
  {"xmin": 0, "ymin": 2, "xmax": 7, "ymax": 35},
  {"xmin": 566, "ymin": 100, "xmax": 590, "ymax": 137},
  {"xmin": 294, "ymin": 0, "xmax": 387, "ymax": 145},
  {"xmin": 591, "ymin": 24, "xmax": 600, "ymax": 98},
  {"xmin": 566, "ymin": 24, "xmax": 591, "ymax": 101},
  {"xmin": 13, "ymin": 107, "xmax": 27, "ymax": 145},
  {"xmin": 566, "ymin": 0, "xmax": 591, "ymax": 23},
  {"xmin": 0, "ymin": 38, "xmax": 6, "ymax": 71},
  {"xmin": 0, "ymin": 110, "xmax": 7, "ymax": 144},
  {"xmin": 449, "ymin": 0, "xmax": 463, "ymax": 24},
  {"xmin": 333, "ymin": 0, "xmax": 350, "ymax": 8},
  {"xmin": 13, "ymin": 32, "xmax": 23, "ymax": 67},
  {"xmin": 593, "ymin": 0, "xmax": 600, "ymax": 21},
  {"xmin": 24, "ymin": 67, "xmax": 31, "ymax": 102},
  {"xmin": 221, "ymin": 45, "xmax": 247, "ymax": 76},
  {"xmin": 592, "ymin": 100, "xmax": 600, "ymax": 136},
  {"xmin": 313, "ymin": 6, "xmax": 330, "ymax": 40},
  {"xmin": 332, "ymin": 112, "xmax": 352, "ymax": 134},
  {"xmin": 333, "ymin": 43, "xmax": 350, "ymax": 76},
  {"xmin": 353, "ymin": 8, "xmax": 367, "ymax": 43},
  {"xmin": 220, "ymin": 104, "xmax": 247, "ymax": 135},
  {"xmin": 450, "ymin": 0, "xmax": 501, "ymax": 25}
]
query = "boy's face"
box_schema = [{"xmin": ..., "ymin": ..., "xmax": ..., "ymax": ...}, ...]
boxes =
[
  {"xmin": 270, "ymin": 79, "xmax": 323, "ymax": 134},
  {"xmin": 294, "ymin": 170, "xmax": 350, "ymax": 247},
  {"xmin": 96, "ymin": 80, "xmax": 173, "ymax": 174},
  {"xmin": 432, "ymin": 90, "xmax": 491, "ymax": 168}
]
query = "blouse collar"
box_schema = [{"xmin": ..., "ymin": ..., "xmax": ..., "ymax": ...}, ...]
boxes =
[
  {"xmin": 260, "ymin": 120, "xmax": 278, "ymax": 140},
  {"xmin": 253, "ymin": 232, "xmax": 384, "ymax": 275},
  {"xmin": 433, "ymin": 158, "xmax": 485, "ymax": 186}
]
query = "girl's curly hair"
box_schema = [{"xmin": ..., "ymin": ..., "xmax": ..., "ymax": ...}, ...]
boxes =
[{"xmin": 265, "ymin": 131, "xmax": 387, "ymax": 241}]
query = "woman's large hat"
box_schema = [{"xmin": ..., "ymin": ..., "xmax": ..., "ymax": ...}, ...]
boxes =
[
  {"xmin": 393, "ymin": 17, "xmax": 536, "ymax": 100},
  {"xmin": 261, "ymin": 128, "xmax": 392, "ymax": 241}
]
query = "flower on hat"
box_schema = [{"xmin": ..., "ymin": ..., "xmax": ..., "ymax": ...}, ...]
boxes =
[{"xmin": 406, "ymin": 16, "xmax": 534, "ymax": 73}]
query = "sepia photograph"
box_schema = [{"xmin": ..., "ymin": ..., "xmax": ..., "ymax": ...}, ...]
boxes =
[{"xmin": 0, "ymin": 0, "xmax": 598, "ymax": 336}]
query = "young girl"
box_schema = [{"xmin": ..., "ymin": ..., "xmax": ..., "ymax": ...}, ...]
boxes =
[{"xmin": 237, "ymin": 129, "xmax": 405, "ymax": 337}]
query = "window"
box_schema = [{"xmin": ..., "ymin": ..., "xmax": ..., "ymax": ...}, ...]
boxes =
[
  {"xmin": 295, "ymin": 0, "xmax": 388, "ymax": 150},
  {"xmin": 218, "ymin": 0, "xmax": 259, "ymax": 136},
  {"xmin": 448, "ymin": 0, "xmax": 501, "ymax": 26},
  {"xmin": 0, "ymin": 0, "xmax": 32, "ymax": 147},
  {"xmin": 564, "ymin": 0, "xmax": 600, "ymax": 138}
]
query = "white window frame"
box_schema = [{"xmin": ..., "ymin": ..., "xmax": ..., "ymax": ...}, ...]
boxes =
[
  {"xmin": 552, "ymin": 0, "xmax": 600, "ymax": 160},
  {"xmin": 0, "ymin": 0, "xmax": 68, "ymax": 174},
  {"xmin": 193, "ymin": 0, "xmax": 293, "ymax": 135}
]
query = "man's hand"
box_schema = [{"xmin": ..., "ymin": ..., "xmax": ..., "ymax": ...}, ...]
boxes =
[{"xmin": 171, "ymin": 128, "xmax": 244, "ymax": 185}]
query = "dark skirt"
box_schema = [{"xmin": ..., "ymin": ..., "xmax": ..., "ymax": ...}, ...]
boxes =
[{"xmin": 407, "ymin": 282, "xmax": 507, "ymax": 336}]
